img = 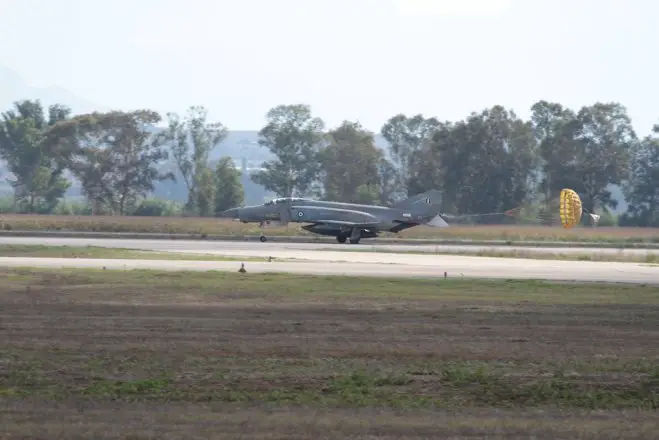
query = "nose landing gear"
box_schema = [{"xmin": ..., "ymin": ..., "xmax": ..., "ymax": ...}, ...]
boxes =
[{"xmin": 258, "ymin": 221, "xmax": 268, "ymax": 242}]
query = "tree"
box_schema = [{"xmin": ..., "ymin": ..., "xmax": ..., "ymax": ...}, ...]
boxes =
[
  {"xmin": 530, "ymin": 100, "xmax": 583, "ymax": 202},
  {"xmin": 431, "ymin": 106, "xmax": 538, "ymax": 218},
  {"xmin": 574, "ymin": 102, "xmax": 636, "ymax": 211},
  {"xmin": 163, "ymin": 106, "xmax": 228, "ymax": 215},
  {"xmin": 47, "ymin": 110, "xmax": 174, "ymax": 215},
  {"xmin": 376, "ymin": 157, "xmax": 399, "ymax": 206},
  {"xmin": 620, "ymin": 124, "xmax": 659, "ymax": 226},
  {"xmin": 214, "ymin": 156, "xmax": 244, "ymax": 214},
  {"xmin": 407, "ymin": 121, "xmax": 452, "ymax": 198},
  {"xmin": 380, "ymin": 114, "xmax": 440, "ymax": 196},
  {"xmin": 320, "ymin": 121, "xmax": 383, "ymax": 203},
  {"xmin": 0, "ymin": 100, "xmax": 71, "ymax": 213},
  {"xmin": 531, "ymin": 101, "xmax": 635, "ymax": 212},
  {"xmin": 251, "ymin": 104, "xmax": 326, "ymax": 197}
]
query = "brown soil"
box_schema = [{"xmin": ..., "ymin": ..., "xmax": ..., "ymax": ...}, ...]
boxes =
[{"xmin": 1, "ymin": 271, "xmax": 658, "ymax": 439}]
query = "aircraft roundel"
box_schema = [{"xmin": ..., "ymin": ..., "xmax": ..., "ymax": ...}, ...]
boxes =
[{"xmin": 297, "ymin": 211, "xmax": 304, "ymax": 217}]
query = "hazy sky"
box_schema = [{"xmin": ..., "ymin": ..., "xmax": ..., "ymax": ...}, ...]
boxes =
[{"xmin": 1, "ymin": 0, "xmax": 658, "ymax": 134}]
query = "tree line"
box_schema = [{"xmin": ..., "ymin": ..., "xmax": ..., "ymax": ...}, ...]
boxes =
[{"xmin": 0, "ymin": 99, "xmax": 658, "ymax": 226}]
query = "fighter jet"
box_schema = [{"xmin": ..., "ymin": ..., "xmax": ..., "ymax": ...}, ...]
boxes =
[{"xmin": 219, "ymin": 190, "xmax": 450, "ymax": 244}]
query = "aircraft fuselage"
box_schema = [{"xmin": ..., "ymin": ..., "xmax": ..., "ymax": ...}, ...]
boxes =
[{"xmin": 219, "ymin": 191, "xmax": 445, "ymax": 243}]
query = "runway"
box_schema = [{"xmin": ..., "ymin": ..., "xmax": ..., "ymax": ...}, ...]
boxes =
[
  {"xmin": 0, "ymin": 236, "xmax": 656, "ymax": 284},
  {"xmin": 1, "ymin": 236, "xmax": 657, "ymax": 256}
]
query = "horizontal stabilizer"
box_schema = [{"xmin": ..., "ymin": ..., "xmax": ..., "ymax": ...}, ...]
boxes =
[{"xmin": 426, "ymin": 214, "xmax": 449, "ymax": 228}]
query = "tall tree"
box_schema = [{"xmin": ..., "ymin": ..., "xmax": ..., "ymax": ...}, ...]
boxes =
[
  {"xmin": 214, "ymin": 156, "xmax": 244, "ymax": 214},
  {"xmin": 0, "ymin": 100, "xmax": 71, "ymax": 213},
  {"xmin": 531, "ymin": 101, "xmax": 635, "ymax": 212},
  {"xmin": 320, "ymin": 121, "xmax": 383, "ymax": 204},
  {"xmin": 380, "ymin": 114, "xmax": 440, "ymax": 196},
  {"xmin": 432, "ymin": 106, "xmax": 538, "ymax": 218},
  {"xmin": 163, "ymin": 105, "xmax": 228, "ymax": 215},
  {"xmin": 407, "ymin": 121, "xmax": 452, "ymax": 198},
  {"xmin": 251, "ymin": 104, "xmax": 326, "ymax": 197},
  {"xmin": 530, "ymin": 100, "xmax": 582, "ymax": 202},
  {"xmin": 376, "ymin": 157, "xmax": 399, "ymax": 206},
  {"xmin": 621, "ymin": 124, "xmax": 659, "ymax": 226},
  {"xmin": 574, "ymin": 102, "xmax": 636, "ymax": 211},
  {"xmin": 47, "ymin": 110, "xmax": 174, "ymax": 215}
]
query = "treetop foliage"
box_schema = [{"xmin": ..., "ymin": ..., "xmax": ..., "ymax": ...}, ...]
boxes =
[{"xmin": 0, "ymin": 98, "xmax": 657, "ymax": 227}]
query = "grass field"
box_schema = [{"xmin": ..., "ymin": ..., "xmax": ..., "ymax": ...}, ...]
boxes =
[
  {"xmin": 1, "ymin": 213, "xmax": 658, "ymax": 243},
  {"xmin": 1, "ymin": 269, "xmax": 658, "ymax": 439},
  {"xmin": 0, "ymin": 244, "xmax": 272, "ymax": 262}
]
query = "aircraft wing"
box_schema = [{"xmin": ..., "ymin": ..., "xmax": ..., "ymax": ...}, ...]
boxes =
[{"xmin": 309, "ymin": 219, "xmax": 381, "ymax": 229}]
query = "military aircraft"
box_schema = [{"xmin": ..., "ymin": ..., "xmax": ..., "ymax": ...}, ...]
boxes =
[{"xmin": 219, "ymin": 190, "xmax": 450, "ymax": 244}]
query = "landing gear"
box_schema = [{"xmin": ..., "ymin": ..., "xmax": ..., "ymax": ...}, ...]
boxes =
[
  {"xmin": 260, "ymin": 235, "xmax": 267, "ymax": 242},
  {"xmin": 336, "ymin": 235, "xmax": 360, "ymax": 244}
]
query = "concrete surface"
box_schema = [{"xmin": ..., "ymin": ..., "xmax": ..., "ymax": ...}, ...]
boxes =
[
  {"xmin": 0, "ymin": 229, "xmax": 657, "ymax": 249},
  {"xmin": 0, "ymin": 236, "xmax": 658, "ymax": 256},
  {"xmin": 0, "ymin": 237, "xmax": 656, "ymax": 284}
]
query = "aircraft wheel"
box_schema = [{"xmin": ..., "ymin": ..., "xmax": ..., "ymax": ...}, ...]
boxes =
[
  {"xmin": 337, "ymin": 236, "xmax": 347, "ymax": 244},
  {"xmin": 260, "ymin": 235, "xmax": 267, "ymax": 242},
  {"xmin": 349, "ymin": 238, "xmax": 360, "ymax": 244}
]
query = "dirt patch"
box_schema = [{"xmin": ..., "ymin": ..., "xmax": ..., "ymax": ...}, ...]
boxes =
[{"xmin": 1, "ymin": 269, "xmax": 658, "ymax": 438}]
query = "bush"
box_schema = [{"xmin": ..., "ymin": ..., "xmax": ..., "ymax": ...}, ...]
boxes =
[
  {"xmin": 595, "ymin": 210, "xmax": 617, "ymax": 227},
  {"xmin": 0, "ymin": 196, "xmax": 15, "ymax": 213},
  {"xmin": 53, "ymin": 199, "xmax": 93, "ymax": 216},
  {"xmin": 131, "ymin": 199, "xmax": 183, "ymax": 217}
]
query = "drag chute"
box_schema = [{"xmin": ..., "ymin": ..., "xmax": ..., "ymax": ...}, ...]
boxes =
[{"xmin": 559, "ymin": 188, "xmax": 601, "ymax": 228}]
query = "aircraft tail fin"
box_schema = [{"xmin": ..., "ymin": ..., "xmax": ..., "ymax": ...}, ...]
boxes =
[{"xmin": 391, "ymin": 190, "xmax": 442, "ymax": 213}]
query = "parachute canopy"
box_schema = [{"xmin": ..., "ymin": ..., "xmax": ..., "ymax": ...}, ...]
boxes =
[
  {"xmin": 559, "ymin": 188, "xmax": 601, "ymax": 228},
  {"xmin": 559, "ymin": 188, "xmax": 582, "ymax": 228}
]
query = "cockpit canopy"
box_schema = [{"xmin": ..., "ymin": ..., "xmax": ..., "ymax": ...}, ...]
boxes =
[{"xmin": 263, "ymin": 197, "xmax": 310, "ymax": 206}]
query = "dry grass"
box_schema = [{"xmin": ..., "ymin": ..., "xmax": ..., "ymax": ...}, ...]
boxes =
[
  {"xmin": 1, "ymin": 269, "xmax": 658, "ymax": 439},
  {"xmin": 1, "ymin": 213, "xmax": 658, "ymax": 243},
  {"xmin": 0, "ymin": 244, "xmax": 270, "ymax": 262}
]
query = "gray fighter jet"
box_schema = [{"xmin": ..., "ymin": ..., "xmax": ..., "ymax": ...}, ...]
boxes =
[{"xmin": 219, "ymin": 190, "xmax": 450, "ymax": 244}]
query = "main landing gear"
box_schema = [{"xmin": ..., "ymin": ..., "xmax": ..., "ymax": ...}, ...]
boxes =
[
  {"xmin": 336, "ymin": 235, "xmax": 360, "ymax": 244},
  {"xmin": 260, "ymin": 235, "xmax": 267, "ymax": 242}
]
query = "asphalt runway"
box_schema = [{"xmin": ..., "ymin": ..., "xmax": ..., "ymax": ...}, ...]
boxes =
[
  {"xmin": 0, "ymin": 237, "xmax": 656, "ymax": 284},
  {"xmin": 0, "ymin": 236, "xmax": 657, "ymax": 256}
]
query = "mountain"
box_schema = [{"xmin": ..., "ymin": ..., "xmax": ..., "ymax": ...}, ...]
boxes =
[{"xmin": 0, "ymin": 65, "xmax": 109, "ymax": 116}]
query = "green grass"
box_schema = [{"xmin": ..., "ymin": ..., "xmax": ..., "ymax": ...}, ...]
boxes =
[
  {"xmin": 0, "ymin": 244, "xmax": 273, "ymax": 262},
  {"xmin": 3, "ymin": 267, "xmax": 659, "ymax": 304},
  {"xmin": 6, "ymin": 364, "xmax": 657, "ymax": 410},
  {"xmin": 1, "ymin": 268, "xmax": 658, "ymax": 438}
]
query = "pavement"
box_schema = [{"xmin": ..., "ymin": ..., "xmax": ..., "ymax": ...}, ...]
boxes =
[
  {"xmin": 1, "ymin": 236, "xmax": 658, "ymax": 256},
  {"xmin": 0, "ymin": 236, "xmax": 656, "ymax": 284}
]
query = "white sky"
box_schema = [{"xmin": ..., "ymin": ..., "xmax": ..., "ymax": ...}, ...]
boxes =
[{"xmin": 1, "ymin": 0, "xmax": 658, "ymax": 134}]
